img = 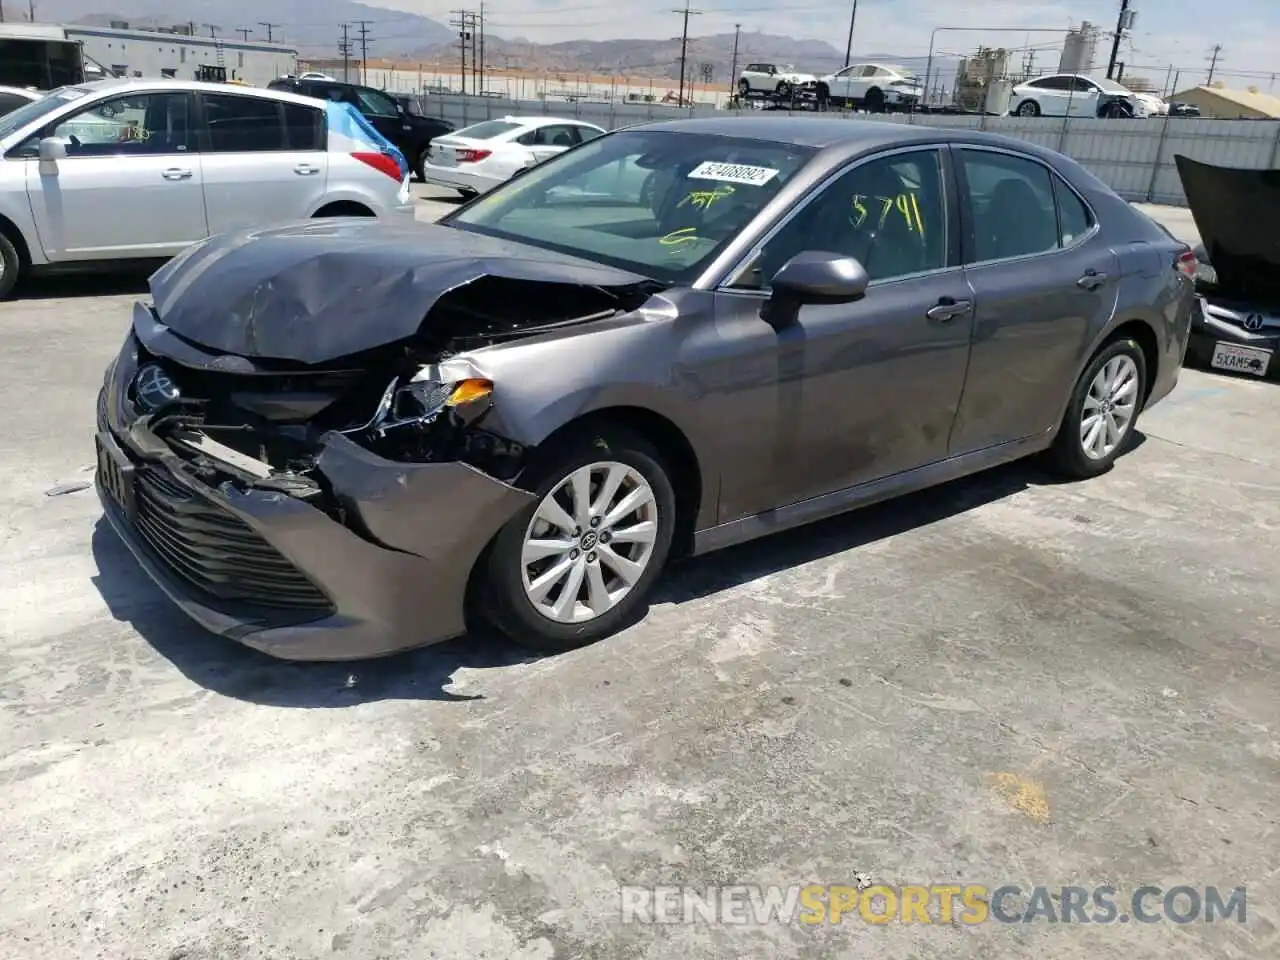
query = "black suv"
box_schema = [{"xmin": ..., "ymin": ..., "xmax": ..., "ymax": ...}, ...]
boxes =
[{"xmin": 268, "ymin": 77, "xmax": 455, "ymax": 180}]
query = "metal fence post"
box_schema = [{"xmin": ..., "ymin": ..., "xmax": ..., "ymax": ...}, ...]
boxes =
[
  {"xmin": 1056, "ymin": 116, "xmax": 1069, "ymax": 154},
  {"xmin": 1268, "ymin": 121, "xmax": 1280, "ymax": 170},
  {"xmin": 1144, "ymin": 113, "xmax": 1173, "ymax": 203}
]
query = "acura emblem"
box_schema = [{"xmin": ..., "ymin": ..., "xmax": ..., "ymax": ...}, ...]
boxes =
[
  {"xmin": 1242, "ymin": 313, "xmax": 1265, "ymax": 332},
  {"xmin": 133, "ymin": 363, "xmax": 180, "ymax": 411}
]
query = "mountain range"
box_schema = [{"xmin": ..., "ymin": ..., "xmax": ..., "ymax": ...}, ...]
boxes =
[{"xmin": 3, "ymin": 1, "xmax": 956, "ymax": 84}]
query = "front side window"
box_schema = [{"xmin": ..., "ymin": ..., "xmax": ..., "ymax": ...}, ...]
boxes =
[
  {"xmin": 448, "ymin": 130, "xmax": 816, "ymax": 284},
  {"xmin": 749, "ymin": 149, "xmax": 948, "ymax": 286},
  {"xmin": 202, "ymin": 93, "xmax": 285, "ymax": 152},
  {"xmin": 355, "ymin": 87, "xmax": 398, "ymax": 117},
  {"xmin": 45, "ymin": 92, "xmax": 193, "ymax": 156},
  {"xmin": 958, "ymin": 149, "xmax": 1060, "ymax": 261}
]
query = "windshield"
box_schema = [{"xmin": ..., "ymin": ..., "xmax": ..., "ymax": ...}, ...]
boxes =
[
  {"xmin": 446, "ymin": 130, "xmax": 816, "ymax": 284},
  {"xmin": 454, "ymin": 119, "xmax": 522, "ymax": 140},
  {"xmin": 0, "ymin": 85, "xmax": 86, "ymax": 141}
]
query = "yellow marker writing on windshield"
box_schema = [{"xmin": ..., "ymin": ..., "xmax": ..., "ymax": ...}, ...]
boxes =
[
  {"xmin": 678, "ymin": 184, "xmax": 735, "ymax": 210},
  {"xmin": 659, "ymin": 227, "xmax": 700, "ymax": 246}
]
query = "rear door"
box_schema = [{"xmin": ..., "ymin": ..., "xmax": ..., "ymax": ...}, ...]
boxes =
[
  {"xmin": 949, "ymin": 145, "xmax": 1120, "ymax": 454},
  {"xmin": 523, "ymin": 123, "xmax": 584, "ymax": 164},
  {"xmin": 197, "ymin": 92, "xmax": 329, "ymax": 234},
  {"xmin": 21, "ymin": 89, "xmax": 206, "ymax": 260}
]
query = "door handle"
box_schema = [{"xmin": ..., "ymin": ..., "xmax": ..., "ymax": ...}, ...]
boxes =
[
  {"xmin": 161, "ymin": 168, "xmax": 192, "ymax": 180},
  {"xmin": 1077, "ymin": 270, "xmax": 1108, "ymax": 290},
  {"xmin": 926, "ymin": 298, "xmax": 973, "ymax": 322},
  {"xmin": 294, "ymin": 164, "xmax": 320, "ymax": 176}
]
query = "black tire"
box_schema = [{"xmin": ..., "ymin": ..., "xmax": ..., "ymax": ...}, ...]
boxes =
[
  {"xmin": 775, "ymin": 80, "xmax": 792, "ymax": 99},
  {"xmin": 1101, "ymin": 100, "xmax": 1131, "ymax": 119},
  {"xmin": 1044, "ymin": 336, "xmax": 1148, "ymax": 479},
  {"xmin": 481, "ymin": 427, "xmax": 678, "ymax": 651},
  {"xmin": 865, "ymin": 87, "xmax": 886, "ymax": 113},
  {"xmin": 738, "ymin": 78, "xmax": 750, "ymax": 97},
  {"xmin": 0, "ymin": 231, "xmax": 19, "ymax": 300},
  {"xmin": 1016, "ymin": 99, "xmax": 1040, "ymax": 117},
  {"xmin": 413, "ymin": 150, "xmax": 427, "ymax": 182}
]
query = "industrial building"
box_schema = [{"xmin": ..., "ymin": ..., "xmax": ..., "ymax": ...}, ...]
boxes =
[
  {"xmin": 2, "ymin": 21, "xmax": 298, "ymax": 88},
  {"xmin": 1058, "ymin": 22, "xmax": 1101, "ymax": 75},
  {"xmin": 1168, "ymin": 83, "xmax": 1280, "ymax": 119}
]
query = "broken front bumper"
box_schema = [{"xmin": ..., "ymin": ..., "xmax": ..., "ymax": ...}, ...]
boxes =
[
  {"xmin": 95, "ymin": 336, "xmax": 534, "ymax": 661},
  {"xmin": 1187, "ymin": 294, "xmax": 1280, "ymax": 380}
]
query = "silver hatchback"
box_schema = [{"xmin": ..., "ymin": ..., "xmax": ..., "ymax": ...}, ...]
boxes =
[{"xmin": 0, "ymin": 78, "xmax": 415, "ymax": 298}]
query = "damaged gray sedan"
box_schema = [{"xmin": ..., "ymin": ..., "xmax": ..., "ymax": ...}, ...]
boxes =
[{"xmin": 95, "ymin": 117, "xmax": 1193, "ymax": 660}]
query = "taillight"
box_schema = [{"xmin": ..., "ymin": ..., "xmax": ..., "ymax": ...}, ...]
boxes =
[
  {"xmin": 1176, "ymin": 248, "xmax": 1197, "ymax": 278},
  {"xmin": 456, "ymin": 148, "xmax": 492, "ymax": 163},
  {"xmin": 352, "ymin": 151, "xmax": 403, "ymax": 181}
]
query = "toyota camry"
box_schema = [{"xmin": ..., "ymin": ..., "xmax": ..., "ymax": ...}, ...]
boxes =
[{"xmin": 94, "ymin": 116, "xmax": 1195, "ymax": 660}]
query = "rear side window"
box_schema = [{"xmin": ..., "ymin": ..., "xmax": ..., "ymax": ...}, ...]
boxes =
[
  {"xmin": 285, "ymin": 102, "xmax": 323, "ymax": 150},
  {"xmin": 1053, "ymin": 176, "xmax": 1094, "ymax": 245},
  {"xmin": 959, "ymin": 149, "xmax": 1059, "ymax": 262},
  {"xmin": 454, "ymin": 119, "xmax": 521, "ymax": 140},
  {"xmin": 203, "ymin": 94, "xmax": 285, "ymax": 152}
]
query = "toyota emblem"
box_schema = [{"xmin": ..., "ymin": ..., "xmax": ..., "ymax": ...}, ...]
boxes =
[
  {"xmin": 133, "ymin": 363, "xmax": 180, "ymax": 411},
  {"xmin": 1242, "ymin": 313, "xmax": 1265, "ymax": 332}
]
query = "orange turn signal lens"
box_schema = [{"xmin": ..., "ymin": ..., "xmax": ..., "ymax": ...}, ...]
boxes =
[{"xmin": 446, "ymin": 378, "xmax": 494, "ymax": 406}]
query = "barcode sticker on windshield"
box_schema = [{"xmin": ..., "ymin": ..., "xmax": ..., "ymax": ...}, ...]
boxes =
[{"xmin": 688, "ymin": 161, "xmax": 779, "ymax": 187}]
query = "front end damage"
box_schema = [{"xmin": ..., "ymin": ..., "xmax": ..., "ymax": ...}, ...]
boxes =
[{"xmin": 96, "ymin": 267, "xmax": 657, "ymax": 660}]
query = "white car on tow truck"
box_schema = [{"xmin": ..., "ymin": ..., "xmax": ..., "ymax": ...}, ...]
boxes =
[
  {"xmin": 815, "ymin": 63, "xmax": 923, "ymax": 112},
  {"xmin": 736, "ymin": 62, "xmax": 818, "ymax": 100}
]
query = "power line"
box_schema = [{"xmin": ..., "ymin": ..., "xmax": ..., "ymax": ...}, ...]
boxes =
[
  {"xmin": 673, "ymin": 0, "xmax": 703, "ymax": 106},
  {"xmin": 235, "ymin": 27, "xmax": 253, "ymax": 41}
]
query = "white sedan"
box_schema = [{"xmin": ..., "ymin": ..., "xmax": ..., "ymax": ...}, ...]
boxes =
[{"xmin": 421, "ymin": 116, "xmax": 607, "ymax": 197}]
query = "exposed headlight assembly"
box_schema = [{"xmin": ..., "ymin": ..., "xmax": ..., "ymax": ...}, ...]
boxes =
[{"xmin": 358, "ymin": 368, "xmax": 495, "ymax": 438}]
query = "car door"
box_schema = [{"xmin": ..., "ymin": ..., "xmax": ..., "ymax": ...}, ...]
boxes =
[
  {"xmin": 711, "ymin": 146, "xmax": 975, "ymax": 516},
  {"xmin": 1028, "ymin": 76, "xmax": 1071, "ymax": 115},
  {"xmin": 353, "ymin": 85, "xmax": 410, "ymax": 150},
  {"xmin": 525, "ymin": 123, "xmax": 582, "ymax": 164},
  {"xmin": 1068, "ymin": 76, "xmax": 1101, "ymax": 117},
  {"xmin": 198, "ymin": 92, "xmax": 329, "ymax": 235},
  {"xmin": 18, "ymin": 90, "xmax": 205, "ymax": 261},
  {"xmin": 948, "ymin": 145, "xmax": 1120, "ymax": 454}
]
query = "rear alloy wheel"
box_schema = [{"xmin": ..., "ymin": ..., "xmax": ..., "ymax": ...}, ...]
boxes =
[
  {"xmin": 483, "ymin": 430, "xmax": 676, "ymax": 650},
  {"xmin": 775, "ymin": 80, "xmax": 792, "ymax": 100},
  {"xmin": 0, "ymin": 231, "xmax": 19, "ymax": 299},
  {"xmin": 1016, "ymin": 99, "xmax": 1041, "ymax": 117},
  {"xmin": 738, "ymin": 78, "xmax": 751, "ymax": 97},
  {"xmin": 865, "ymin": 87, "xmax": 886, "ymax": 113},
  {"xmin": 1045, "ymin": 337, "xmax": 1147, "ymax": 479}
]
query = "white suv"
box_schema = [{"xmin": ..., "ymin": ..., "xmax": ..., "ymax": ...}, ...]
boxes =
[
  {"xmin": 737, "ymin": 63, "xmax": 818, "ymax": 99},
  {"xmin": 815, "ymin": 63, "xmax": 923, "ymax": 112},
  {"xmin": 0, "ymin": 78, "xmax": 415, "ymax": 298},
  {"xmin": 1009, "ymin": 74, "xmax": 1151, "ymax": 119}
]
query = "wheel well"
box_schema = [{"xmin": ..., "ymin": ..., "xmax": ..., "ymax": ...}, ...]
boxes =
[
  {"xmin": 1106, "ymin": 319, "xmax": 1159, "ymax": 403},
  {"xmin": 312, "ymin": 201, "xmax": 375, "ymax": 218},
  {"xmin": 536, "ymin": 406, "xmax": 704, "ymax": 558},
  {"xmin": 0, "ymin": 212, "xmax": 31, "ymax": 267}
]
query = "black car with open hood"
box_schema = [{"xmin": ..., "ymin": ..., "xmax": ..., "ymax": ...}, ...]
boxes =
[{"xmin": 1176, "ymin": 154, "xmax": 1280, "ymax": 380}]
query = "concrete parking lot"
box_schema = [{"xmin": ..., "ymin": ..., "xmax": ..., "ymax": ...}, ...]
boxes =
[{"xmin": 0, "ymin": 198, "xmax": 1277, "ymax": 960}]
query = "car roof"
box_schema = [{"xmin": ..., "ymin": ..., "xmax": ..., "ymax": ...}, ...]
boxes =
[
  {"xmin": 628, "ymin": 115, "xmax": 1075, "ymax": 162},
  {"xmin": 71, "ymin": 77, "xmax": 326, "ymax": 108},
  {"xmin": 0, "ymin": 85, "xmax": 42, "ymax": 98}
]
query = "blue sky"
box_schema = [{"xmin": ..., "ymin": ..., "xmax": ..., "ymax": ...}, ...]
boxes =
[{"xmin": 373, "ymin": 0, "xmax": 1278, "ymax": 90}]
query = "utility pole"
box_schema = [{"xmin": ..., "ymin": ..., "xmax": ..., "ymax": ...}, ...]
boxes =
[
  {"xmin": 204, "ymin": 23, "xmax": 220, "ymax": 40},
  {"xmin": 356, "ymin": 20, "xmax": 372, "ymax": 85},
  {"xmin": 478, "ymin": 2, "xmax": 485, "ymax": 96},
  {"xmin": 1105, "ymin": 0, "xmax": 1131, "ymax": 80},
  {"xmin": 258, "ymin": 22, "xmax": 279, "ymax": 43},
  {"xmin": 1206, "ymin": 44, "xmax": 1222, "ymax": 84},
  {"xmin": 235, "ymin": 27, "xmax": 252, "ymax": 41},
  {"xmin": 1163, "ymin": 63, "xmax": 1172, "ymax": 96},
  {"xmin": 28, "ymin": 0, "xmax": 35, "ymax": 22},
  {"xmin": 843, "ymin": 0, "xmax": 858, "ymax": 68},
  {"xmin": 339, "ymin": 24, "xmax": 353, "ymax": 83},
  {"xmin": 450, "ymin": 11, "xmax": 470, "ymax": 95},
  {"xmin": 672, "ymin": 1, "xmax": 702, "ymax": 107},
  {"xmin": 469, "ymin": 11, "xmax": 479, "ymax": 94},
  {"xmin": 728, "ymin": 23, "xmax": 741, "ymax": 98}
]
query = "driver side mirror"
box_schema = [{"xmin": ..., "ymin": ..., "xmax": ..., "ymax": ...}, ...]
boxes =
[
  {"xmin": 38, "ymin": 137, "xmax": 67, "ymax": 162},
  {"xmin": 761, "ymin": 251, "xmax": 869, "ymax": 329}
]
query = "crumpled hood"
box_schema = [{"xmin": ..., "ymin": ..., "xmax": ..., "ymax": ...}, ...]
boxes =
[
  {"xmin": 1175, "ymin": 154, "xmax": 1280, "ymax": 306},
  {"xmin": 147, "ymin": 218, "xmax": 649, "ymax": 364}
]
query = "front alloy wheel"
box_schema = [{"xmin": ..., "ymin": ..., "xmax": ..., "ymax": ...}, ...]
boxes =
[
  {"xmin": 521, "ymin": 462, "xmax": 659, "ymax": 624},
  {"xmin": 482, "ymin": 428, "xmax": 676, "ymax": 650}
]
